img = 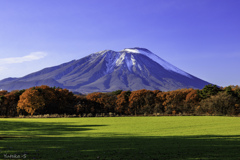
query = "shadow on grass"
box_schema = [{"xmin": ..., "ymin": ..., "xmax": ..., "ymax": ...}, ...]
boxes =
[
  {"xmin": 0, "ymin": 120, "xmax": 106, "ymax": 136},
  {"xmin": 1, "ymin": 136, "xmax": 240, "ymax": 159},
  {"xmin": 0, "ymin": 121, "xmax": 240, "ymax": 160}
]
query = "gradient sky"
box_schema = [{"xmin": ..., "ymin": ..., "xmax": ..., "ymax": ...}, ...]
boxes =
[{"xmin": 0, "ymin": 0, "xmax": 239, "ymax": 87}]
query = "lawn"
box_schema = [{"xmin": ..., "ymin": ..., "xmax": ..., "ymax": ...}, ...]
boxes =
[{"xmin": 0, "ymin": 116, "xmax": 240, "ymax": 160}]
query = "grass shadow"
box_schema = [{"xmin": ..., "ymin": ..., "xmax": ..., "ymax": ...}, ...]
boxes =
[
  {"xmin": 0, "ymin": 120, "xmax": 106, "ymax": 136},
  {"xmin": 1, "ymin": 135, "xmax": 240, "ymax": 159}
]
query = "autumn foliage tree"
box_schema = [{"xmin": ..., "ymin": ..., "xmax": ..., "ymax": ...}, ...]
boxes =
[
  {"xmin": 3, "ymin": 90, "xmax": 24, "ymax": 116},
  {"xmin": 17, "ymin": 88, "xmax": 45, "ymax": 115},
  {"xmin": 86, "ymin": 92, "xmax": 117, "ymax": 114},
  {"xmin": 86, "ymin": 92, "xmax": 105, "ymax": 113},
  {"xmin": 75, "ymin": 95, "xmax": 101, "ymax": 116},
  {"xmin": 184, "ymin": 89, "xmax": 200, "ymax": 114},
  {"xmin": 17, "ymin": 85, "xmax": 77, "ymax": 116},
  {"xmin": 128, "ymin": 89, "xmax": 158, "ymax": 115},
  {"xmin": 155, "ymin": 89, "xmax": 200, "ymax": 115},
  {"xmin": 116, "ymin": 90, "xmax": 131, "ymax": 114},
  {"xmin": 0, "ymin": 90, "xmax": 25, "ymax": 117},
  {"xmin": 35, "ymin": 85, "xmax": 58, "ymax": 114}
]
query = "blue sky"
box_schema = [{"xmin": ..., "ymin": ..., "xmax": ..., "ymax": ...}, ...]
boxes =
[{"xmin": 0, "ymin": 0, "xmax": 239, "ymax": 87}]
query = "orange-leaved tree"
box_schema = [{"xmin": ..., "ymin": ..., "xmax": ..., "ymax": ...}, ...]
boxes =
[
  {"xmin": 116, "ymin": 90, "xmax": 131, "ymax": 115},
  {"xmin": 86, "ymin": 92, "xmax": 115, "ymax": 113},
  {"xmin": 128, "ymin": 89, "xmax": 156, "ymax": 115},
  {"xmin": 184, "ymin": 89, "xmax": 200, "ymax": 114},
  {"xmin": 36, "ymin": 85, "xmax": 58, "ymax": 114},
  {"xmin": 17, "ymin": 88, "xmax": 45, "ymax": 115}
]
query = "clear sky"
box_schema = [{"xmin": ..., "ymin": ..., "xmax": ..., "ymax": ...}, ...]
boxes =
[{"xmin": 0, "ymin": 0, "xmax": 239, "ymax": 87}]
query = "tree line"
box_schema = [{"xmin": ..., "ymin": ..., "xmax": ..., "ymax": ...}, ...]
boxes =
[{"xmin": 0, "ymin": 84, "xmax": 240, "ymax": 117}]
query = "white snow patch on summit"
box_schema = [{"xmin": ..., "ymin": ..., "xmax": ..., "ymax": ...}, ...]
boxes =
[
  {"xmin": 124, "ymin": 48, "xmax": 141, "ymax": 53},
  {"xmin": 123, "ymin": 48, "xmax": 150, "ymax": 56},
  {"xmin": 123, "ymin": 48, "xmax": 192, "ymax": 78}
]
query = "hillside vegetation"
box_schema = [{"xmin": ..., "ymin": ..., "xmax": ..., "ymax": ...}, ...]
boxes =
[{"xmin": 0, "ymin": 84, "xmax": 240, "ymax": 117}]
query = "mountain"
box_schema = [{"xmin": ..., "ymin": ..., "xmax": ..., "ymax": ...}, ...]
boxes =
[{"xmin": 0, "ymin": 47, "xmax": 210, "ymax": 93}]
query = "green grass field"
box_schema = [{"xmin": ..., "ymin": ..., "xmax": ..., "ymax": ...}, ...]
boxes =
[{"xmin": 1, "ymin": 116, "xmax": 240, "ymax": 160}]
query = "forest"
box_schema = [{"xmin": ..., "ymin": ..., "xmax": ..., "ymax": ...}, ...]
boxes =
[{"xmin": 0, "ymin": 84, "xmax": 240, "ymax": 117}]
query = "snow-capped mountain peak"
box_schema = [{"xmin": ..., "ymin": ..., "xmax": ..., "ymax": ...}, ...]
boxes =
[
  {"xmin": 0, "ymin": 47, "xmax": 210, "ymax": 93},
  {"xmin": 101, "ymin": 49, "xmax": 143, "ymax": 73},
  {"xmin": 94, "ymin": 48, "xmax": 192, "ymax": 78}
]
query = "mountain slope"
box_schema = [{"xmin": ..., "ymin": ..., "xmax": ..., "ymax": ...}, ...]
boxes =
[{"xmin": 0, "ymin": 48, "xmax": 210, "ymax": 93}]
